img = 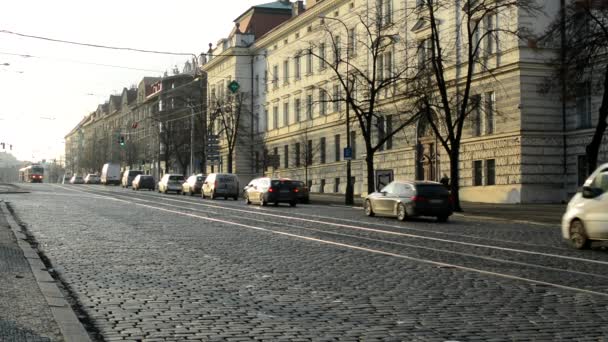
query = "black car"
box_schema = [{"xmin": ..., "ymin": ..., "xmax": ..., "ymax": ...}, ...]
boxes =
[
  {"xmin": 132, "ymin": 175, "xmax": 155, "ymax": 191},
  {"xmin": 244, "ymin": 178, "xmax": 298, "ymax": 207}
]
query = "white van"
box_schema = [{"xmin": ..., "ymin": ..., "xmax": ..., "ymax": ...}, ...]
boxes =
[
  {"xmin": 101, "ymin": 163, "xmax": 121, "ymax": 185},
  {"xmin": 562, "ymin": 163, "xmax": 608, "ymax": 249}
]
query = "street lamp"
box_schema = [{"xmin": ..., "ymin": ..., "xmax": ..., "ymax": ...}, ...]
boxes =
[{"xmin": 320, "ymin": 15, "xmax": 354, "ymax": 205}]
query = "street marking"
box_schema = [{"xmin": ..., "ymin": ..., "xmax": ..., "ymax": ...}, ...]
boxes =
[
  {"xmin": 51, "ymin": 185, "xmax": 608, "ymax": 298},
  {"xmin": 77, "ymin": 185, "xmax": 608, "ymax": 267}
]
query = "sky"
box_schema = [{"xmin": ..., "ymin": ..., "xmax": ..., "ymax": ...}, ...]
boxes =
[{"xmin": 0, "ymin": 0, "xmax": 259, "ymax": 162}]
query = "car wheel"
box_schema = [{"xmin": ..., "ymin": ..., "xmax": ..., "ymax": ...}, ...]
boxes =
[
  {"xmin": 364, "ymin": 200, "xmax": 375, "ymax": 217},
  {"xmin": 210, "ymin": 191, "xmax": 216, "ymax": 200},
  {"xmin": 289, "ymin": 201, "xmax": 297, "ymax": 207},
  {"xmin": 437, "ymin": 215, "xmax": 449, "ymax": 223},
  {"xmin": 190, "ymin": 190, "xmax": 194, "ymax": 197},
  {"xmin": 245, "ymin": 195, "xmax": 251, "ymax": 205},
  {"xmin": 233, "ymin": 195, "xmax": 238, "ymax": 201},
  {"xmin": 397, "ymin": 203, "xmax": 407, "ymax": 221},
  {"xmin": 570, "ymin": 220, "xmax": 591, "ymax": 249},
  {"xmin": 260, "ymin": 195, "xmax": 267, "ymax": 206}
]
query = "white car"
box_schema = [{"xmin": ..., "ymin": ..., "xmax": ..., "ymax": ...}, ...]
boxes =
[
  {"xmin": 562, "ymin": 163, "xmax": 608, "ymax": 249},
  {"xmin": 158, "ymin": 174, "xmax": 185, "ymax": 194}
]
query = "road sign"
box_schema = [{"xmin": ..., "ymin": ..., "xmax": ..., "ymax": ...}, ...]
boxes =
[
  {"xmin": 343, "ymin": 147, "xmax": 352, "ymax": 160},
  {"xmin": 228, "ymin": 80, "xmax": 240, "ymax": 94}
]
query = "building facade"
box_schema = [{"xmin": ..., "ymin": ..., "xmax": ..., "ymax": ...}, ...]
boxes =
[{"xmin": 202, "ymin": 0, "xmax": 608, "ymax": 203}]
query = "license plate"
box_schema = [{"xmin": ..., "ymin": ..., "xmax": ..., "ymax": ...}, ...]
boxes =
[{"xmin": 430, "ymin": 199, "xmax": 443, "ymax": 204}]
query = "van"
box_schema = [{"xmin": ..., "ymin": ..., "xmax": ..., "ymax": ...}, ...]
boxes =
[
  {"xmin": 202, "ymin": 173, "xmax": 239, "ymax": 200},
  {"xmin": 122, "ymin": 170, "xmax": 143, "ymax": 188},
  {"xmin": 101, "ymin": 163, "xmax": 121, "ymax": 185}
]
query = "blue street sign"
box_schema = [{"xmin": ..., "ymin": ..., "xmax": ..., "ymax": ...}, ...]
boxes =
[{"xmin": 343, "ymin": 147, "xmax": 352, "ymax": 160}]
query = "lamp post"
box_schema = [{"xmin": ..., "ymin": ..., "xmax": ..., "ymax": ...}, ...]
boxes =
[{"xmin": 321, "ymin": 15, "xmax": 354, "ymax": 205}]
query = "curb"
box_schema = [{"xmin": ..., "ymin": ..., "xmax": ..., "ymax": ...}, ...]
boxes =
[{"xmin": 0, "ymin": 201, "xmax": 92, "ymax": 342}]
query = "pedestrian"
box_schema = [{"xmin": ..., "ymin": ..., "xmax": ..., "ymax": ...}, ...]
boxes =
[{"xmin": 440, "ymin": 174, "xmax": 450, "ymax": 189}]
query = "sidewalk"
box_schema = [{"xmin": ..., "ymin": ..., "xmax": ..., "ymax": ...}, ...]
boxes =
[
  {"xmin": 0, "ymin": 200, "xmax": 91, "ymax": 342},
  {"xmin": 309, "ymin": 193, "xmax": 565, "ymax": 225},
  {"xmin": 0, "ymin": 183, "xmax": 29, "ymax": 194}
]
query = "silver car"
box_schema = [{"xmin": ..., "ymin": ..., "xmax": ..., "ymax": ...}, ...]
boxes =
[
  {"xmin": 562, "ymin": 163, "xmax": 608, "ymax": 249},
  {"xmin": 364, "ymin": 181, "xmax": 453, "ymax": 222},
  {"xmin": 158, "ymin": 174, "xmax": 185, "ymax": 194}
]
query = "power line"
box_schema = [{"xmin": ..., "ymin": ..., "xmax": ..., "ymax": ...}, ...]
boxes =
[
  {"xmin": 0, "ymin": 51, "xmax": 165, "ymax": 73},
  {"xmin": 0, "ymin": 29, "xmax": 265, "ymax": 58}
]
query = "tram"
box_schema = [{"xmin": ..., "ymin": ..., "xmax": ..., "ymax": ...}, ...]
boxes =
[{"xmin": 18, "ymin": 165, "xmax": 44, "ymax": 183}]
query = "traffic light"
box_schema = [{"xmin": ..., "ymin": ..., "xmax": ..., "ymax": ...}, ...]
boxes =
[{"xmin": 119, "ymin": 136, "xmax": 125, "ymax": 146}]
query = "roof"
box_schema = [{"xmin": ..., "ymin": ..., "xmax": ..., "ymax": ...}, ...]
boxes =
[{"xmin": 253, "ymin": 0, "xmax": 292, "ymax": 10}]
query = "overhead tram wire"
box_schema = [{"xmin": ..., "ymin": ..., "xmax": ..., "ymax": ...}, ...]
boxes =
[
  {"xmin": 0, "ymin": 29, "xmax": 265, "ymax": 58},
  {"xmin": 0, "ymin": 51, "xmax": 164, "ymax": 73}
]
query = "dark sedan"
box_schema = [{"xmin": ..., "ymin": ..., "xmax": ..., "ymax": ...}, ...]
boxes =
[
  {"xmin": 364, "ymin": 181, "xmax": 453, "ymax": 222},
  {"xmin": 132, "ymin": 175, "xmax": 155, "ymax": 191},
  {"xmin": 244, "ymin": 178, "xmax": 298, "ymax": 207}
]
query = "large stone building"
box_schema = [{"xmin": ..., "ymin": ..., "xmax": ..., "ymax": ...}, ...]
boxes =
[
  {"xmin": 65, "ymin": 63, "xmax": 205, "ymax": 178},
  {"xmin": 202, "ymin": 0, "xmax": 608, "ymax": 204}
]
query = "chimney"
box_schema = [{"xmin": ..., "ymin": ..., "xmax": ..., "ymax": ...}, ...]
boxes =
[{"xmin": 292, "ymin": 0, "xmax": 305, "ymax": 17}]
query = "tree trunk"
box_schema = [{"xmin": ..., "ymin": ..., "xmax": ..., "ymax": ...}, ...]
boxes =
[
  {"xmin": 449, "ymin": 144, "xmax": 462, "ymax": 212},
  {"xmin": 227, "ymin": 150, "xmax": 233, "ymax": 174},
  {"xmin": 366, "ymin": 153, "xmax": 375, "ymax": 195},
  {"xmin": 586, "ymin": 64, "xmax": 608, "ymax": 172}
]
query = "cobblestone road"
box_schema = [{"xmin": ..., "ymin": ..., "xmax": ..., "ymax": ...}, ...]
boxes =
[{"xmin": 4, "ymin": 183, "xmax": 608, "ymax": 341}]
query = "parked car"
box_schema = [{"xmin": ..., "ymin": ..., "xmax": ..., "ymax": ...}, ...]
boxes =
[
  {"xmin": 69, "ymin": 174, "xmax": 85, "ymax": 184},
  {"xmin": 84, "ymin": 174, "xmax": 100, "ymax": 184},
  {"xmin": 122, "ymin": 170, "xmax": 143, "ymax": 188},
  {"xmin": 61, "ymin": 174, "xmax": 71, "ymax": 184},
  {"xmin": 562, "ymin": 163, "xmax": 608, "ymax": 249},
  {"xmin": 244, "ymin": 178, "xmax": 298, "ymax": 207},
  {"xmin": 132, "ymin": 175, "xmax": 155, "ymax": 191},
  {"xmin": 202, "ymin": 173, "xmax": 239, "ymax": 200},
  {"xmin": 364, "ymin": 181, "xmax": 453, "ymax": 222},
  {"xmin": 101, "ymin": 163, "xmax": 121, "ymax": 185},
  {"xmin": 158, "ymin": 174, "xmax": 185, "ymax": 194},
  {"xmin": 182, "ymin": 174, "xmax": 205, "ymax": 196},
  {"xmin": 293, "ymin": 180, "xmax": 310, "ymax": 204}
]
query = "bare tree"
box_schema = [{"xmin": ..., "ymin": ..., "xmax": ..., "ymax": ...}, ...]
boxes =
[
  {"xmin": 541, "ymin": 0, "xmax": 608, "ymax": 173},
  {"xmin": 312, "ymin": 4, "xmax": 422, "ymax": 195},
  {"xmin": 210, "ymin": 91, "xmax": 249, "ymax": 174},
  {"xmin": 410, "ymin": 0, "xmax": 539, "ymax": 211}
]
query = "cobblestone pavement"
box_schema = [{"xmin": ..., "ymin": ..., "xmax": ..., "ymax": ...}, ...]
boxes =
[
  {"xmin": 0, "ymin": 200, "xmax": 63, "ymax": 342},
  {"xmin": 4, "ymin": 183, "xmax": 608, "ymax": 341}
]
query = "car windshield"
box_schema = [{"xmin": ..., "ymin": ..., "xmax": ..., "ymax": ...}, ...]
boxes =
[
  {"xmin": 169, "ymin": 176, "xmax": 183, "ymax": 181},
  {"xmin": 218, "ymin": 175, "xmax": 235, "ymax": 183},
  {"xmin": 271, "ymin": 180, "xmax": 294, "ymax": 189},
  {"xmin": 32, "ymin": 167, "xmax": 44, "ymax": 173},
  {"xmin": 196, "ymin": 176, "xmax": 204, "ymax": 181}
]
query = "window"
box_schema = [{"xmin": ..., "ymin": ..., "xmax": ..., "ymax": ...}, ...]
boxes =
[
  {"xmin": 578, "ymin": 155, "xmax": 588, "ymax": 186},
  {"xmin": 334, "ymin": 178, "xmax": 341, "ymax": 193},
  {"xmin": 484, "ymin": 14, "xmax": 495, "ymax": 57},
  {"xmin": 334, "ymin": 35, "xmax": 341, "ymax": 65},
  {"xmin": 307, "ymin": 140, "xmax": 313, "ymax": 165},
  {"xmin": 284, "ymin": 145, "xmax": 289, "ymax": 168},
  {"xmin": 294, "ymin": 98, "xmax": 301, "ymax": 122},
  {"xmin": 264, "ymin": 71, "xmax": 268, "ymax": 92},
  {"xmin": 378, "ymin": 116, "xmax": 386, "ymax": 151},
  {"xmin": 306, "ymin": 94, "xmax": 314, "ymax": 118},
  {"xmin": 386, "ymin": 115, "xmax": 393, "ymax": 150},
  {"xmin": 350, "ymin": 131, "xmax": 357, "ymax": 160},
  {"xmin": 485, "ymin": 159, "xmax": 495, "ymax": 185},
  {"xmin": 320, "ymin": 137, "xmax": 326, "ymax": 164},
  {"xmin": 306, "ymin": 49, "xmax": 313, "ymax": 74},
  {"xmin": 485, "ymin": 91, "xmax": 495, "ymax": 134},
  {"xmin": 254, "ymin": 74, "xmax": 260, "ymax": 96},
  {"xmin": 283, "ymin": 60, "xmax": 289, "ymax": 84},
  {"xmin": 348, "ymin": 27, "xmax": 357, "ymax": 57},
  {"xmin": 576, "ymin": 82, "xmax": 592, "ymax": 129},
  {"xmin": 333, "ymin": 84, "xmax": 341, "ymax": 113},
  {"xmin": 273, "ymin": 105, "xmax": 279, "ymax": 129},
  {"xmin": 294, "ymin": 54, "xmax": 301, "ymax": 80},
  {"xmin": 319, "ymin": 89, "xmax": 327, "ymax": 116},
  {"xmin": 254, "ymin": 112, "xmax": 260, "ymax": 133},
  {"xmin": 272, "ymin": 65, "xmax": 279, "ymax": 88},
  {"xmin": 376, "ymin": 0, "xmax": 393, "ymax": 26},
  {"xmin": 471, "ymin": 94, "xmax": 482, "ymax": 137},
  {"xmin": 255, "ymin": 151, "xmax": 260, "ymax": 173},
  {"xmin": 320, "ymin": 179, "xmax": 326, "ymax": 193},
  {"xmin": 417, "ymin": 39, "xmax": 430, "ymax": 71},
  {"xmin": 295, "ymin": 143, "xmax": 301, "ymax": 167},
  {"xmin": 319, "ymin": 43, "xmax": 326, "ymax": 70},
  {"xmin": 335, "ymin": 134, "xmax": 341, "ymax": 162},
  {"xmin": 473, "ymin": 160, "xmax": 483, "ymax": 186},
  {"xmin": 273, "ymin": 147, "xmax": 279, "ymax": 168},
  {"xmin": 283, "ymin": 101, "xmax": 289, "ymax": 126}
]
